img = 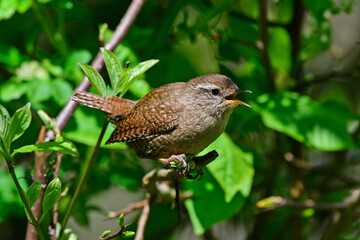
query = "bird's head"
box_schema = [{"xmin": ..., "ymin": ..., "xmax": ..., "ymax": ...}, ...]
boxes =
[{"xmin": 187, "ymin": 74, "xmax": 251, "ymax": 115}]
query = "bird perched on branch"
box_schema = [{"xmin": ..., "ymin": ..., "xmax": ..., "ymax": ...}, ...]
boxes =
[{"xmin": 71, "ymin": 74, "xmax": 251, "ymax": 168}]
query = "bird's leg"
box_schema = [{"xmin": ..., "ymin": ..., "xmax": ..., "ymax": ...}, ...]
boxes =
[{"xmin": 158, "ymin": 154, "xmax": 188, "ymax": 175}]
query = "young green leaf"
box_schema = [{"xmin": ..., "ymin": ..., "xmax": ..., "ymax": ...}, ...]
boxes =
[
  {"xmin": 40, "ymin": 178, "xmax": 61, "ymax": 222},
  {"xmin": 115, "ymin": 68, "xmax": 131, "ymax": 97},
  {"xmin": 68, "ymin": 233, "xmax": 78, "ymax": 240},
  {"xmin": 26, "ymin": 181, "xmax": 42, "ymax": 207},
  {"xmin": 78, "ymin": 63, "xmax": 107, "ymax": 96},
  {"xmin": 118, "ymin": 213, "xmax": 125, "ymax": 228},
  {"xmin": 121, "ymin": 59, "xmax": 159, "ymax": 94},
  {"xmin": 0, "ymin": 104, "xmax": 10, "ymax": 140},
  {"xmin": 37, "ymin": 110, "xmax": 60, "ymax": 137},
  {"xmin": 101, "ymin": 48, "xmax": 123, "ymax": 95},
  {"xmin": 122, "ymin": 231, "xmax": 135, "ymax": 238},
  {"xmin": 101, "ymin": 230, "xmax": 111, "ymax": 238},
  {"xmin": 8, "ymin": 102, "xmax": 31, "ymax": 143},
  {"xmin": 13, "ymin": 137, "xmax": 79, "ymax": 157}
]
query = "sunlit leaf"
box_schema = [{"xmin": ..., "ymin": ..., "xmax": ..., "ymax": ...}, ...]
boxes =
[
  {"xmin": 101, "ymin": 48, "xmax": 123, "ymax": 95},
  {"xmin": 25, "ymin": 181, "xmax": 41, "ymax": 207},
  {"xmin": 0, "ymin": 0, "xmax": 17, "ymax": 20},
  {"xmin": 0, "ymin": 81, "xmax": 28, "ymax": 102},
  {"xmin": 78, "ymin": 63, "xmax": 107, "ymax": 96},
  {"xmin": 13, "ymin": 137, "xmax": 79, "ymax": 157},
  {"xmin": 8, "ymin": 103, "xmax": 31, "ymax": 143},
  {"xmin": 0, "ymin": 104, "xmax": 10, "ymax": 141},
  {"xmin": 184, "ymin": 168, "xmax": 246, "ymax": 235},
  {"xmin": 253, "ymin": 92, "xmax": 356, "ymax": 151},
  {"xmin": 120, "ymin": 59, "xmax": 158, "ymax": 94},
  {"xmin": 116, "ymin": 68, "xmax": 131, "ymax": 97},
  {"xmin": 40, "ymin": 178, "xmax": 61, "ymax": 222},
  {"xmin": 202, "ymin": 133, "xmax": 254, "ymax": 202}
]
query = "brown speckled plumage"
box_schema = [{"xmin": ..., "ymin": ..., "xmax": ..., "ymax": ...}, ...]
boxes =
[{"xmin": 71, "ymin": 74, "xmax": 251, "ymax": 160}]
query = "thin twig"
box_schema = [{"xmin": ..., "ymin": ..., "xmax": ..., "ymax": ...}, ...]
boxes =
[
  {"xmin": 108, "ymin": 199, "xmax": 149, "ymax": 218},
  {"xmin": 258, "ymin": 191, "xmax": 360, "ymax": 212},
  {"xmin": 135, "ymin": 197, "xmax": 151, "ymax": 240},
  {"xmin": 48, "ymin": 0, "xmax": 146, "ymax": 140},
  {"xmin": 60, "ymin": 119, "xmax": 110, "ymax": 237},
  {"xmin": 99, "ymin": 224, "xmax": 130, "ymax": 240},
  {"xmin": 292, "ymin": 69, "xmax": 355, "ymax": 92},
  {"xmin": 5, "ymin": 157, "xmax": 46, "ymax": 240},
  {"xmin": 26, "ymin": 126, "xmax": 48, "ymax": 240}
]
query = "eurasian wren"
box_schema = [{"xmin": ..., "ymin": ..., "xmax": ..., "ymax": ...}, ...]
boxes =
[{"xmin": 71, "ymin": 74, "xmax": 251, "ymax": 163}]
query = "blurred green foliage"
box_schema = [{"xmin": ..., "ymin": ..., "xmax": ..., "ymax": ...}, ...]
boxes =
[{"xmin": 0, "ymin": 0, "xmax": 359, "ymax": 239}]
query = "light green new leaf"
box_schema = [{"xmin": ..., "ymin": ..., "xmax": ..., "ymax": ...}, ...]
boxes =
[
  {"xmin": 26, "ymin": 181, "xmax": 41, "ymax": 207},
  {"xmin": 116, "ymin": 68, "xmax": 131, "ymax": 97},
  {"xmin": 202, "ymin": 133, "xmax": 254, "ymax": 202},
  {"xmin": 40, "ymin": 178, "xmax": 61, "ymax": 222},
  {"xmin": 253, "ymin": 92, "xmax": 356, "ymax": 151},
  {"xmin": 101, "ymin": 48, "xmax": 123, "ymax": 95},
  {"xmin": 13, "ymin": 137, "xmax": 79, "ymax": 157},
  {"xmin": 37, "ymin": 110, "xmax": 60, "ymax": 137},
  {"xmin": 0, "ymin": 104, "xmax": 10, "ymax": 141},
  {"xmin": 68, "ymin": 233, "xmax": 78, "ymax": 240},
  {"xmin": 121, "ymin": 59, "xmax": 159, "ymax": 94},
  {"xmin": 8, "ymin": 103, "xmax": 31, "ymax": 143},
  {"xmin": 78, "ymin": 63, "xmax": 107, "ymax": 96}
]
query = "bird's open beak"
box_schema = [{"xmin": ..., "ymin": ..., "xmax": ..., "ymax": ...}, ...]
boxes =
[{"xmin": 224, "ymin": 89, "xmax": 252, "ymax": 108}]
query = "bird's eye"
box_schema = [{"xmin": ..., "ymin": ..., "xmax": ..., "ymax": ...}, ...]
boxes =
[{"xmin": 211, "ymin": 88, "xmax": 220, "ymax": 95}]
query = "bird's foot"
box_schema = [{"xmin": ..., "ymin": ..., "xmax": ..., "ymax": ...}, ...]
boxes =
[{"xmin": 159, "ymin": 154, "xmax": 188, "ymax": 176}]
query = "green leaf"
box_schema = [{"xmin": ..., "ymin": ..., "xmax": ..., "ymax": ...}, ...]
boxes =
[
  {"xmin": 118, "ymin": 213, "xmax": 124, "ymax": 228},
  {"xmin": 40, "ymin": 178, "xmax": 61, "ymax": 222},
  {"xmin": 129, "ymin": 78, "xmax": 152, "ymax": 98},
  {"xmin": 0, "ymin": 0, "xmax": 17, "ymax": 20},
  {"xmin": 0, "ymin": 104, "xmax": 10, "ymax": 141},
  {"xmin": 252, "ymin": 92, "xmax": 356, "ymax": 151},
  {"xmin": 184, "ymin": 168, "xmax": 246, "ymax": 235},
  {"xmin": 0, "ymin": 81, "xmax": 28, "ymax": 102},
  {"xmin": 101, "ymin": 230, "xmax": 111, "ymax": 238},
  {"xmin": 52, "ymin": 79, "xmax": 73, "ymax": 106},
  {"xmin": 115, "ymin": 68, "xmax": 131, "ymax": 97},
  {"xmin": 101, "ymin": 48, "xmax": 123, "ymax": 95},
  {"xmin": 37, "ymin": 110, "xmax": 60, "ymax": 137},
  {"xmin": 25, "ymin": 181, "xmax": 41, "ymax": 207},
  {"xmin": 13, "ymin": 137, "xmax": 79, "ymax": 157},
  {"xmin": 78, "ymin": 63, "xmax": 107, "ymax": 96},
  {"xmin": 202, "ymin": 133, "xmax": 254, "ymax": 202},
  {"xmin": 120, "ymin": 59, "xmax": 159, "ymax": 94},
  {"xmin": 122, "ymin": 231, "xmax": 135, "ymax": 238},
  {"xmin": 8, "ymin": 102, "xmax": 31, "ymax": 143},
  {"xmin": 68, "ymin": 233, "xmax": 78, "ymax": 240}
]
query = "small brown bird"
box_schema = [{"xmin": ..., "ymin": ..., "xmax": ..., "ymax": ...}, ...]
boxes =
[{"xmin": 71, "ymin": 74, "xmax": 251, "ymax": 164}]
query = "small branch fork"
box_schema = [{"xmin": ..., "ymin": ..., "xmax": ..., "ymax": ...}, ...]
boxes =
[{"xmin": 100, "ymin": 224, "xmax": 131, "ymax": 240}]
